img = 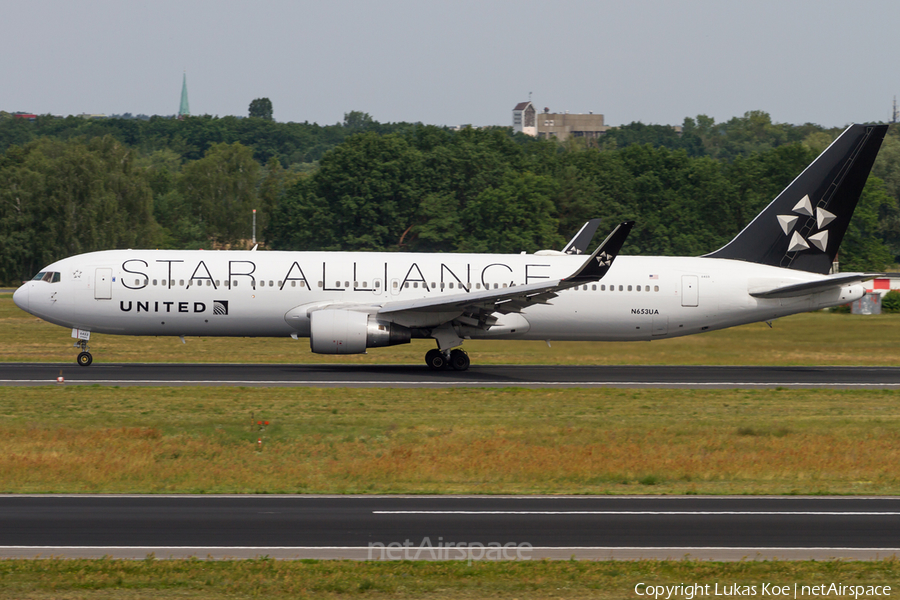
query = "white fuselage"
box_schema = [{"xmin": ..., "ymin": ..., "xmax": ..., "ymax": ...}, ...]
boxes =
[{"xmin": 13, "ymin": 249, "xmax": 865, "ymax": 344}]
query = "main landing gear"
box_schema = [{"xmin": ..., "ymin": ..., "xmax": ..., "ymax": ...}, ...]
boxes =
[
  {"xmin": 75, "ymin": 339, "xmax": 93, "ymax": 367},
  {"xmin": 425, "ymin": 348, "xmax": 470, "ymax": 371}
]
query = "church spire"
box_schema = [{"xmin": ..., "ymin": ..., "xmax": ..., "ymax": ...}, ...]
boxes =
[{"xmin": 178, "ymin": 72, "xmax": 190, "ymax": 119}]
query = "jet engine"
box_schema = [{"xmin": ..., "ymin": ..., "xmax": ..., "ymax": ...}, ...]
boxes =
[{"xmin": 309, "ymin": 309, "xmax": 411, "ymax": 354}]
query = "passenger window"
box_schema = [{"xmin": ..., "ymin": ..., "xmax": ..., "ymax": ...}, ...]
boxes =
[
  {"xmin": 404, "ymin": 282, "xmax": 409, "ymax": 288},
  {"xmin": 413, "ymin": 282, "xmax": 418, "ymax": 288},
  {"xmin": 179, "ymin": 280, "xmax": 184, "ymax": 287},
  {"xmin": 260, "ymin": 281, "xmax": 265, "ymax": 287},
  {"xmin": 206, "ymin": 280, "xmax": 211, "ymax": 286},
  {"xmin": 601, "ymin": 285, "xmax": 605, "ymax": 291},
  {"xmin": 449, "ymin": 283, "xmax": 454, "ymax": 289},
  {"xmin": 618, "ymin": 285, "xmax": 623, "ymax": 291},
  {"xmin": 431, "ymin": 282, "xmax": 436, "ymax": 289},
  {"xmin": 215, "ymin": 280, "xmax": 220, "ymax": 286},
  {"xmin": 233, "ymin": 281, "xmax": 238, "ymax": 288},
  {"xmin": 627, "ymin": 285, "xmax": 632, "ymax": 291},
  {"xmin": 494, "ymin": 283, "xmax": 499, "ymax": 289},
  {"xmin": 392, "ymin": 281, "xmax": 398, "ymax": 288},
  {"xmin": 318, "ymin": 281, "xmax": 323, "ymax": 287},
  {"xmin": 476, "ymin": 283, "xmax": 481, "ymax": 289},
  {"xmin": 135, "ymin": 279, "xmax": 140, "ymax": 286},
  {"xmin": 291, "ymin": 281, "xmax": 296, "ymax": 287},
  {"xmin": 153, "ymin": 279, "xmax": 158, "ymax": 286},
  {"xmin": 592, "ymin": 285, "xmax": 596, "ymax": 291},
  {"xmin": 636, "ymin": 286, "xmax": 640, "ymax": 292},
  {"xmin": 375, "ymin": 281, "xmax": 380, "ymax": 288},
  {"xmin": 300, "ymin": 281, "xmax": 306, "ymax": 287},
  {"xmin": 362, "ymin": 281, "xmax": 367, "ymax": 287},
  {"xmin": 654, "ymin": 285, "xmax": 659, "ymax": 292},
  {"xmin": 344, "ymin": 281, "xmax": 349, "ymax": 288}
]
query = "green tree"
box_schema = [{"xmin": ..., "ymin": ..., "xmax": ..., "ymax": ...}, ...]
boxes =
[
  {"xmin": 177, "ymin": 142, "xmax": 260, "ymax": 246},
  {"xmin": 0, "ymin": 136, "xmax": 161, "ymax": 283},
  {"xmin": 459, "ymin": 171, "xmax": 562, "ymax": 253},
  {"xmin": 839, "ymin": 178, "xmax": 896, "ymax": 272},
  {"xmin": 248, "ymin": 98, "xmax": 273, "ymax": 121},
  {"xmin": 342, "ymin": 111, "xmax": 375, "ymax": 131}
]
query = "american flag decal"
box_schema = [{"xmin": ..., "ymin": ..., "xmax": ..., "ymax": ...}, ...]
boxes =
[{"xmin": 649, "ymin": 274, "xmax": 659, "ymax": 279}]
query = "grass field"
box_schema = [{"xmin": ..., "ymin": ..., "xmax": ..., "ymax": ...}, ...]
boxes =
[
  {"xmin": 3, "ymin": 293, "xmax": 900, "ymax": 365},
  {"xmin": 2, "ymin": 386, "xmax": 899, "ymax": 494},
  {"xmin": 0, "ymin": 558, "xmax": 897, "ymax": 599}
]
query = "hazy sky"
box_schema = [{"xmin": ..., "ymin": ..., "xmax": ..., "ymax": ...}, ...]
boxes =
[{"xmin": 3, "ymin": 0, "xmax": 898, "ymax": 128}]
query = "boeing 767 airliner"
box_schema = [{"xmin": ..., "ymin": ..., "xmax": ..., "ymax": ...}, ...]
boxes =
[{"xmin": 12, "ymin": 124, "xmax": 889, "ymax": 371}]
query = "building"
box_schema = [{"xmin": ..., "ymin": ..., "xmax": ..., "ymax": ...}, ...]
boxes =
[
  {"xmin": 178, "ymin": 73, "xmax": 190, "ymax": 119},
  {"xmin": 513, "ymin": 102, "xmax": 609, "ymax": 141},
  {"xmin": 535, "ymin": 108, "xmax": 608, "ymax": 141},
  {"xmin": 512, "ymin": 101, "xmax": 536, "ymax": 136}
]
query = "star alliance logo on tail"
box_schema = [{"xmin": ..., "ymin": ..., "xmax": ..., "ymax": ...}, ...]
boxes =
[
  {"xmin": 213, "ymin": 300, "xmax": 229, "ymax": 316},
  {"xmin": 777, "ymin": 194, "xmax": 835, "ymax": 253}
]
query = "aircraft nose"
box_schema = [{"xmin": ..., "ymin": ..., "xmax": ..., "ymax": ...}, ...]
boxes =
[{"xmin": 12, "ymin": 284, "xmax": 29, "ymax": 312}]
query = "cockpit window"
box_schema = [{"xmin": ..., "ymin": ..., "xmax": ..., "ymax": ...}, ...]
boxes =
[{"xmin": 32, "ymin": 271, "xmax": 60, "ymax": 283}]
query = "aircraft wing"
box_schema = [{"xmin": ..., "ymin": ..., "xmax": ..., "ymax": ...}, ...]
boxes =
[
  {"xmin": 377, "ymin": 221, "xmax": 633, "ymax": 328},
  {"xmin": 562, "ymin": 218, "xmax": 602, "ymax": 255},
  {"xmin": 749, "ymin": 273, "xmax": 880, "ymax": 299}
]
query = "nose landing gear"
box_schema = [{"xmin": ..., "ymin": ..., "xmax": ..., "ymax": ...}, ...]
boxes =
[
  {"xmin": 425, "ymin": 348, "xmax": 470, "ymax": 371},
  {"xmin": 75, "ymin": 339, "xmax": 93, "ymax": 367}
]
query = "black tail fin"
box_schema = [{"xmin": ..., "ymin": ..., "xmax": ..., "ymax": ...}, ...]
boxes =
[{"xmin": 705, "ymin": 123, "xmax": 888, "ymax": 274}]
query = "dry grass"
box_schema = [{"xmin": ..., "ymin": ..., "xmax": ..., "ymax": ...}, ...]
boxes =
[
  {"xmin": 1, "ymin": 386, "xmax": 899, "ymax": 494},
  {"xmin": 0, "ymin": 557, "xmax": 897, "ymax": 599},
  {"xmin": 3, "ymin": 293, "xmax": 900, "ymax": 365}
]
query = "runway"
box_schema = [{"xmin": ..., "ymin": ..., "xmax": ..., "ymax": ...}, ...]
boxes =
[
  {"xmin": 1, "ymin": 363, "xmax": 900, "ymax": 388},
  {"xmin": 0, "ymin": 495, "xmax": 898, "ymax": 561}
]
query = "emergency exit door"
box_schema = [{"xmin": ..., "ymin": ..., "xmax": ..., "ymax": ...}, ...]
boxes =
[
  {"xmin": 681, "ymin": 275, "xmax": 698, "ymax": 307},
  {"xmin": 94, "ymin": 268, "xmax": 112, "ymax": 300}
]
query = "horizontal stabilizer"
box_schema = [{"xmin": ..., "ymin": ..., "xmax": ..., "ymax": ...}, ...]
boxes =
[{"xmin": 749, "ymin": 273, "xmax": 879, "ymax": 299}]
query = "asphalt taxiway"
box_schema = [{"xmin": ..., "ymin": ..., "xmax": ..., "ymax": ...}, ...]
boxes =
[
  {"xmin": 1, "ymin": 363, "xmax": 900, "ymax": 388},
  {"xmin": 0, "ymin": 495, "xmax": 898, "ymax": 560}
]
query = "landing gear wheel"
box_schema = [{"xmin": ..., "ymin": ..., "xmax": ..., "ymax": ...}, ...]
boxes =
[
  {"xmin": 77, "ymin": 351, "xmax": 93, "ymax": 367},
  {"xmin": 425, "ymin": 349, "xmax": 447, "ymax": 370},
  {"xmin": 449, "ymin": 349, "xmax": 470, "ymax": 371}
]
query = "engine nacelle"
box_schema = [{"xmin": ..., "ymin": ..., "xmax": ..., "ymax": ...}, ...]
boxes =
[{"xmin": 309, "ymin": 309, "xmax": 411, "ymax": 354}]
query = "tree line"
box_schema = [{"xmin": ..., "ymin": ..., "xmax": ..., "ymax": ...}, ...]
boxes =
[{"xmin": 1, "ymin": 110, "xmax": 898, "ymax": 285}]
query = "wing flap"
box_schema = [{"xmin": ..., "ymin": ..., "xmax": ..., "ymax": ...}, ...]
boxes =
[{"xmin": 377, "ymin": 221, "xmax": 633, "ymax": 327}]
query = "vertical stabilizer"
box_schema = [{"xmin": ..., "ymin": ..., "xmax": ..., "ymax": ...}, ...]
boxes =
[{"xmin": 705, "ymin": 124, "xmax": 888, "ymax": 274}]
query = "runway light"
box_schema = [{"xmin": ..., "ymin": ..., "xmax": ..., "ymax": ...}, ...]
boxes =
[{"xmin": 56, "ymin": 370, "xmax": 64, "ymax": 385}]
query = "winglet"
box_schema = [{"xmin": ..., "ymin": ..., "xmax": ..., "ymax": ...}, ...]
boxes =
[
  {"xmin": 562, "ymin": 218, "xmax": 602, "ymax": 255},
  {"xmin": 562, "ymin": 221, "xmax": 634, "ymax": 284}
]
